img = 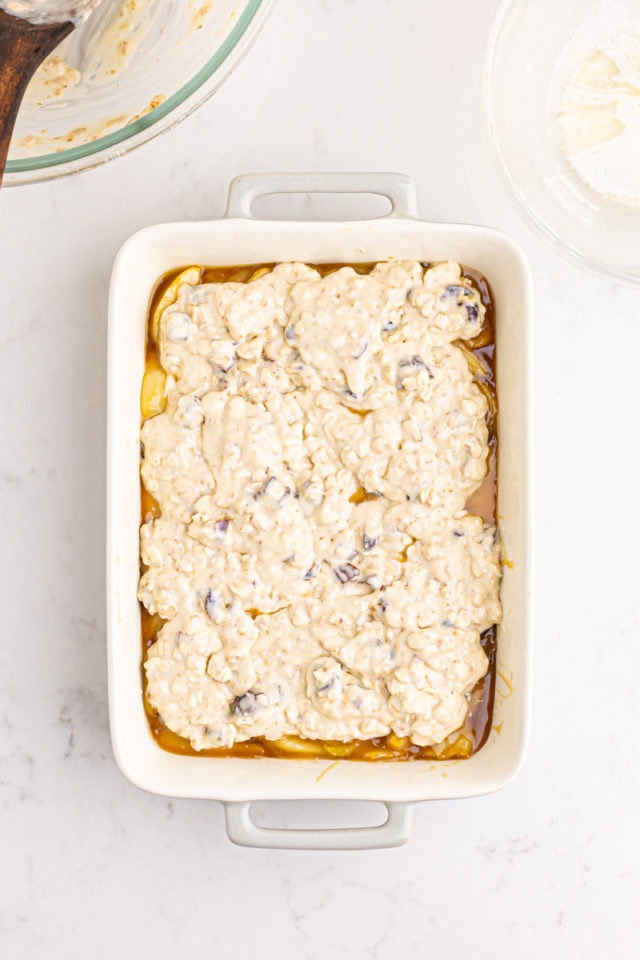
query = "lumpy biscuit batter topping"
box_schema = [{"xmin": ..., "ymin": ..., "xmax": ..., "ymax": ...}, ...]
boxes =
[{"xmin": 139, "ymin": 260, "xmax": 502, "ymax": 751}]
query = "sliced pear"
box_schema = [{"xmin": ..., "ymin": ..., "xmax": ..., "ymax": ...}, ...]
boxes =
[
  {"xmin": 386, "ymin": 733, "xmax": 411, "ymax": 752},
  {"xmin": 322, "ymin": 740, "xmax": 358, "ymax": 758},
  {"xmin": 455, "ymin": 341, "xmax": 491, "ymax": 380},
  {"xmin": 361, "ymin": 748, "xmax": 396, "ymax": 761},
  {"xmin": 466, "ymin": 324, "xmax": 493, "ymax": 349},
  {"xmin": 227, "ymin": 266, "xmax": 254, "ymax": 283},
  {"xmin": 141, "ymin": 611, "xmax": 166, "ymax": 648},
  {"xmin": 248, "ymin": 266, "xmax": 271, "ymax": 282},
  {"xmin": 140, "ymin": 355, "xmax": 167, "ymax": 419},
  {"xmin": 270, "ymin": 736, "xmax": 329, "ymax": 757},
  {"xmin": 475, "ymin": 379, "xmax": 498, "ymax": 431},
  {"xmin": 434, "ymin": 734, "xmax": 473, "ymax": 760},
  {"xmin": 150, "ymin": 266, "xmax": 202, "ymax": 343},
  {"xmin": 140, "ymin": 485, "xmax": 161, "ymax": 521}
]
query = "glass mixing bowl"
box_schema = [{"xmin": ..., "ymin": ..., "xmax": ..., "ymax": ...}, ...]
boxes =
[
  {"xmin": 485, "ymin": 0, "xmax": 640, "ymax": 283},
  {"xmin": 5, "ymin": 0, "xmax": 273, "ymax": 186}
]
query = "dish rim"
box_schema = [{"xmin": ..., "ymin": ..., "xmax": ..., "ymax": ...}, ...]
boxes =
[{"xmin": 106, "ymin": 173, "xmax": 534, "ymax": 846}]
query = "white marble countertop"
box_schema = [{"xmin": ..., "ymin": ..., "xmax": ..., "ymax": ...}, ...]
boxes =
[{"xmin": 2, "ymin": 0, "xmax": 639, "ymax": 956}]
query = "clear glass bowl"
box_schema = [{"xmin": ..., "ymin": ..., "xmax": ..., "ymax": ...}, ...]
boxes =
[
  {"xmin": 5, "ymin": 0, "xmax": 273, "ymax": 186},
  {"xmin": 485, "ymin": 0, "xmax": 640, "ymax": 283}
]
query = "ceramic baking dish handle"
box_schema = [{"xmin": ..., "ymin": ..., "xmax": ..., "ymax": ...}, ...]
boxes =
[
  {"xmin": 224, "ymin": 800, "xmax": 414, "ymax": 850},
  {"xmin": 225, "ymin": 172, "xmax": 418, "ymax": 220}
]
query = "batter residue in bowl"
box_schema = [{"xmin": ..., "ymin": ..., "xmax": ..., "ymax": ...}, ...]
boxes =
[
  {"xmin": 139, "ymin": 261, "xmax": 502, "ymax": 761},
  {"xmin": 24, "ymin": 0, "xmax": 158, "ymax": 105}
]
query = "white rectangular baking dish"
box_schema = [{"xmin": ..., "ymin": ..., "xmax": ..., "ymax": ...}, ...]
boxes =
[{"xmin": 107, "ymin": 172, "xmax": 534, "ymax": 850}]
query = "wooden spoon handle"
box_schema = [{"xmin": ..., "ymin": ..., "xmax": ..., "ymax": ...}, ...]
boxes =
[{"xmin": 0, "ymin": 11, "xmax": 74, "ymax": 185}]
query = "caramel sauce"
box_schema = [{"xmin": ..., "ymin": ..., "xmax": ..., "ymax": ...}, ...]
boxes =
[{"xmin": 141, "ymin": 261, "xmax": 498, "ymax": 762}]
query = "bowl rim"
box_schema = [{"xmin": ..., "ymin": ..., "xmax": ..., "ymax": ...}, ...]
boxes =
[
  {"xmin": 483, "ymin": 0, "xmax": 640, "ymax": 286},
  {"xmin": 5, "ymin": 0, "xmax": 274, "ymax": 186}
]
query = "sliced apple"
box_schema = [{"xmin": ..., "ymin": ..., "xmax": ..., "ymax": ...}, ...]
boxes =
[
  {"xmin": 140, "ymin": 355, "xmax": 167, "ymax": 419},
  {"xmin": 270, "ymin": 736, "xmax": 329, "ymax": 758},
  {"xmin": 322, "ymin": 740, "xmax": 358, "ymax": 758},
  {"xmin": 150, "ymin": 265, "xmax": 202, "ymax": 343}
]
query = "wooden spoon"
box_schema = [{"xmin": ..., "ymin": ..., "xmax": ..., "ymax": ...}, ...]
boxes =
[{"xmin": 0, "ymin": 1, "xmax": 103, "ymax": 185}]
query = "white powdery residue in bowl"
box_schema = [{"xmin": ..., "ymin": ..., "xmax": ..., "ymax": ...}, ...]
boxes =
[{"xmin": 557, "ymin": 30, "xmax": 640, "ymax": 208}]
